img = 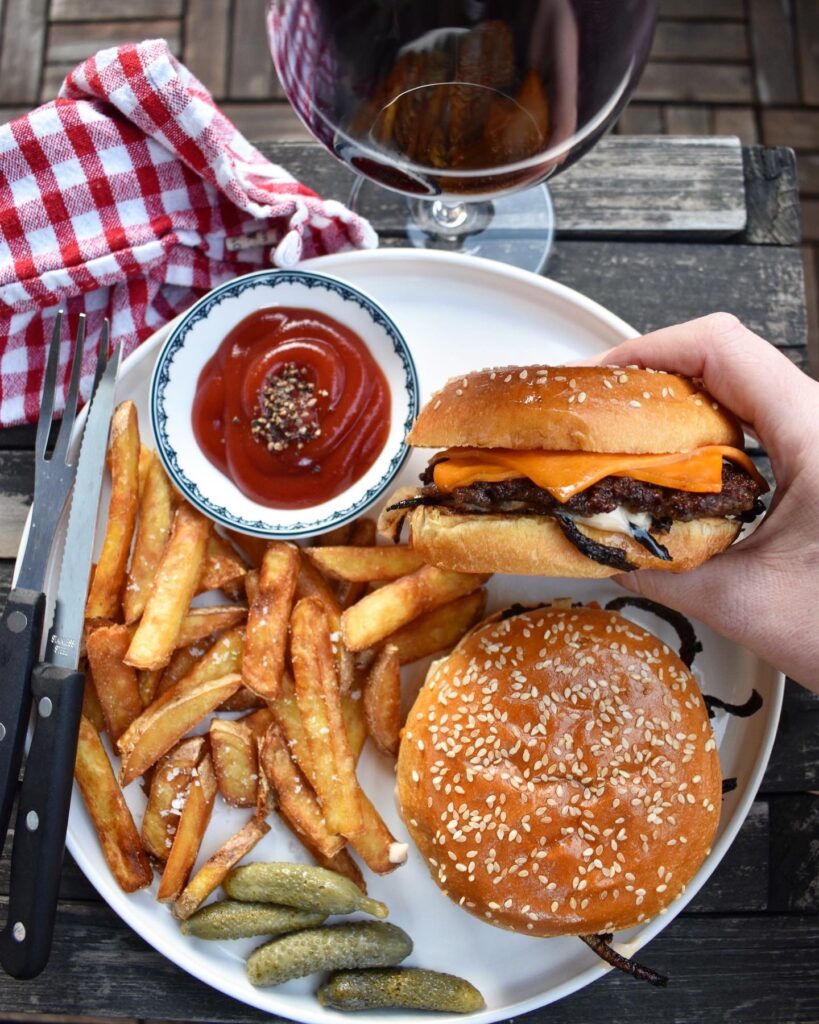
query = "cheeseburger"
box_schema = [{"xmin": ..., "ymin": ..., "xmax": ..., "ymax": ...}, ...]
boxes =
[
  {"xmin": 381, "ymin": 365, "xmax": 768, "ymax": 576},
  {"xmin": 396, "ymin": 604, "xmax": 722, "ymax": 943}
]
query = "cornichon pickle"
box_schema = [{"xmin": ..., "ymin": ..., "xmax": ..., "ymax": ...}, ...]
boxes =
[
  {"xmin": 246, "ymin": 922, "xmax": 412, "ymax": 988},
  {"xmin": 225, "ymin": 862, "xmax": 387, "ymax": 919},
  {"xmin": 317, "ymin": 968, "xmax": 486, "ymax": 1013},
  {"xmin": 180, "ymin": 900, "xmax": 326, "ymax": 940}
]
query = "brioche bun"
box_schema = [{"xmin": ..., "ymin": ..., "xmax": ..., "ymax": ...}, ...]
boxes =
[
  {"xmin": 408, "ymin": 365, "xmax": 743, "ymax": 454},
  {"xmin": 396, "ymin": 605, "xmax": 722, "ymax": 937},
  {"xmin": 403, "ymin": 507, "xmax": 740, "ymax": 577}
]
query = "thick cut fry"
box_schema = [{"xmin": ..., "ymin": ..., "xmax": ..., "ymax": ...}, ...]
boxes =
[
  {"xmin": 117, "ymin": 673, "xmax": 242, "ymax": 786},
  {"xmin": 219, "ymin": 687, "xmax": 264, "ymax": 712},
  {"xmin": 74, "ymin": 716, "xmax": 152, "ymax": 892},
  {"xmin": 349, "ymin": 791, "xmax": 408, "ymax": 876},
  {"xmin": 173, "ymin": 817, "xmax": 270, "ymax": 920},
  {"xmin": 197, "ymin": 534, "xmax": 247, "ymax": 596},
  {"xmin": 224, "ymin": 529, "xmax": 269, "ymax": 568},
  {"xmin": 157, "ymin": 753, "xmax": 217, "ymax": 902},
  {"xmin": 81, "ymin": 670, "xmax": 105, "ymax": 733},
  {"xmin": 141, "ymin": 737, "xmax": 205, "ymax": 862},
  {"xmin": 259, "ymin": 724, "xmax": 344, "ymax": 859},
  {"xmin": 210, "ymin": 718, "xmax": 258, "ymax": 807},
  {"xmin": 139, "ymin": 669, "xmax": 162, "ymax": 708},
  {"xmin": 255, "ymin": 758, "xmax": 277, "ymax": 821},
  {"xmin": 363, "ymin": 645, "xmax": 401, "ymax": 757},
  {"xmin": 86, "ymin": 624, "xmax": 144, "ymax": 741},
  {"xmin": 240, "ymin": 706, "xmax": 276, "ymax": 740},
  {"xmin": 85, "ymin": 401, "xmax": 140, "ymax": 620},
  {"xmin": 386, "ymin": 589, "xmax": 488, "ymax": 664},
  {"xmin": 125, "ymin": 505, "xmax": 212, "ymax": 669},
  {"xmin": 291, "ymin": 597, "xmax": 363, "ymax": 839},
  {"xmin": 124, "ymin": 452, "xmax": 174, "ymax": 622},
  {"xmin": 273, "ymin": 671, "xmax": 366, "ymax": 771},
  {"xmin": 341, "ymin": 566, "xmax": 490, "ymax": 652},
  {"xmin": 173, "ymin": 626, "xmax": 244, "ymax": 693},
  {"xmin": 295, "ymin": 554, "xmax": 356, "ymax": 691},
  {"xmin": 175, "ymin": 605, "xmax": 246, "ymax": 649},
  {"xmin": 242, "ymin": 542, "xmax": 299, "ymax": 700},
  {"xmin": 279, "ymin": 818, "xmax": 367, "ymax": 893},
  {"xmin": 244, "ymin": 569, "xmax": 259, "ymax": 604},
  {"xmin": 137, "ymin": 443, "xmax": 153, "ymax": 498},
  {"xmin": 334, "ymin": 518, "xmax": 378, "ymax": 608},
  {"xmin": 155, "ymin": 640, "xmax": 216, "ymax": 698},
  {"xmin": 306, "ymin": 545, "xmax": 424, "ymax": 583},
  {"xmin": 342, "ymin": 691, "xmax": 367, "ymax": 763}
]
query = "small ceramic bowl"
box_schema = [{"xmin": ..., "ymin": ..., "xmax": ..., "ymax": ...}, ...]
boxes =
[{"xmin": 150, "ymin": 268, "xmax": 418, "ymax": 538}]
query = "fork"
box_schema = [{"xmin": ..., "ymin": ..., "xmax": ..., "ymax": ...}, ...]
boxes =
[{"xmin": 0, "ymin": 312, "xmax": 109, "ymax": 853}]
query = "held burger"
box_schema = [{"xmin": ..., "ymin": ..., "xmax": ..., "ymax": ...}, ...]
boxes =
[
  {"xmin": 380, "ymin": 365, "xmax": 768, "ymax": 576},
  {"xmin": 396, "ymin": 604, "xmax": 722, "ymax": 970}
]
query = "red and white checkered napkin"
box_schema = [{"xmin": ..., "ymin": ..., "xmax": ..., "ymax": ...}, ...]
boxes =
[{"xmin": 0, "ymin": 39, "xmax": 377, "ymax": 428}]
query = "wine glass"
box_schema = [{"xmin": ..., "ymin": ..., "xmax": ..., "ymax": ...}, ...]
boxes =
[{"xmin": 268, "ymin": 1, "xmax": 656, "ymax": 273}]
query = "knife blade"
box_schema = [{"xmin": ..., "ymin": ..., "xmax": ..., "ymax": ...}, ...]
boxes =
[{"xmin": 0, "ymin": 340, "xmax": 121, "ymax": 980}]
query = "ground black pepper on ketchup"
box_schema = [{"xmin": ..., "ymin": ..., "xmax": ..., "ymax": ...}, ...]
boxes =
[{"xmin": 192, "ymin": 307, "xmax": 391, "ymax": 509}]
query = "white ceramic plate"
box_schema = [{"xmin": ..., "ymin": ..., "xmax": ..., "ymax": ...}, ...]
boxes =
[
  {"xmin": 30, "ymin": 250, "xmax": 781, "ymax": 1022},
  {"xmin": 151, "ymin": 269, "xmax": 418, "ymax": 538}
]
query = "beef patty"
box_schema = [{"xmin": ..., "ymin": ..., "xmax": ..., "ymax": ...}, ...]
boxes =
[{"xmin": 406, "ymin": 459, "xmax": 764, "ymax": 524}]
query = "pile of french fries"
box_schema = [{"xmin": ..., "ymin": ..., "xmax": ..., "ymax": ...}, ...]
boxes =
[{"xmin": 75, "ymin": 401, "xmax": 490, "ymax": 921}]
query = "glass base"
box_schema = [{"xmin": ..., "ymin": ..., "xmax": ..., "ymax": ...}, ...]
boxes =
[{"xmin": 348, "ymin": 180, "xmax": 555, "ymax": 274}]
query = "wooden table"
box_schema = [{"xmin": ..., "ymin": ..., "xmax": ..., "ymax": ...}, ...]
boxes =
[{"xmin": 0, "ymin": 136, "xmax": 817, "ymax": 1023}]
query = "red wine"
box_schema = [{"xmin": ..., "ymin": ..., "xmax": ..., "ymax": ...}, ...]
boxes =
[{"xmin": 269, "ymin": 0, "xmax": 655, "ymax": 200}]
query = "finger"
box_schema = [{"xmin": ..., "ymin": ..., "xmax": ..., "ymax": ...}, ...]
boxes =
[{"xmin": 585, "ymin": 314, "xmax": 811, "ymax": 469}]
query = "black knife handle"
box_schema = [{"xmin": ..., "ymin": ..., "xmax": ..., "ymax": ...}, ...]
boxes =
[
  {"xmin": 0, "ymin": 588, "xmax": 45, "ymax": 855},
  {"xmin": 0, "ymin": 663, "xmax": 85, "ymax": 979}
]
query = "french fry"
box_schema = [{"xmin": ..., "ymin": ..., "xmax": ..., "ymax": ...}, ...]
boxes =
[
  {"xmin": 171, "ymin": 626, "xmax": 244, "ymax": 694},
  {"xmin": 334, "ymin": 518, "xmax": 378, "ymax": 608},
  {"xmin": 363, "ymin": 645, "xmax": 401, "ymax": 757},
  {"xmin": 139, "ymin": 669, "xmax": 162, "ymax": 708},
  {"xmin": 116, "ymin": 673, "xmax": 242, "ymax": 786},
  {"xmin": 224, "ymin": 528, "xmax": 269, "ymax": 568},
  {"xmin": 124, "ymin": 452, "xmax": 174, "ymax": 623},
  {"xmin": 197, "ymin": 534, "xmax": 247, "ymax": 596},
  {"xmin": 279, "ymin": 817, "xmax": 367, "ymax": 893},
  {"xmin": 86, "ymin": 624, "xmax": 144, "ymax": 741},
  {"xmin": 306, "ymin": 545, "xmax": 424, "ymax": 583},
  {"xmin": 386, "ymin": 589, "xmax": 488, "ymax": 664},
  {"xmin": 173, "ymin": 817, "xmax": 270, "ymax": 920},
  {"xmin": 341, "ymin": 565, "xmax": 490, "ymax": 652},
  {"xmin": 81, "ymin": 669, "xmax": 105, "ymax": 733},
  {"xmin": 85, "ymin": 401, "xmax": 140, "ymax": 620},
  {"xmin": 255, "ymin": 757, "xmax": 277, "ymax": 821},
  {"xmin": 258, "ymin": 723, "xmax": 344, "ymax": 859},
  {"xmin": 295, "ymin": 553, "xmax": 356, "ymax": 691},
  {"xmin": 244, "ymin": 568, "xmax": 259, "ymax": 604},
  {"xmin": 349, "ymin": 791, "xmax": 407, "ymax": 875},
  {"xmin": 155, "ymin": 640, "xmax": 216, "ymax": 698},
  {"xmin": 74, "ymin": 716, "xmax": 152, "ymax": 892},
  {"xmin": 342, "ymin": 689, "xmax": 367, "ymax": 763},
  {"xmin": 240, "ymin": 706, "xmax": 276, "ymax": 740},
  {"xmin": 137, "ymin": 443, "xmax": 153, "ymax": 498},
  {"xmin": 141, "ymin": 737, "xmax": 205, "ymax": 862},
  {"xmin": 175, "ymin": 605, "xmax": 246, "ymax": 649},
  {"xmin": 290, "ymin": 597, "xmax": 363, "ymax": 839},
  {"xmin": 125, "ymin": 504, "xmax": 212, "ymax": 670},
  {"xmin": 242, "ymin": 542, "xmax": 299, "ymax": 700},
  {"xmin": 273, "ymin": 671, "xmax": 366, "ymax": 771},
  {"xmin": 219, "ymin": 687, "xmax": 264, "ymax": 712},
  {"xmin": 210, "ymin": 718, "xmax": 258, "ymax": 807},
  {"xmin": 157, "ymin": 752, "xmax": 217, "ymax": 902}
]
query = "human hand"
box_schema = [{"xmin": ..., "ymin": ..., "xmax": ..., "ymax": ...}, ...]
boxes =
[{"xmin": 594, "ymin": 313, "xmax": 819, "ymax": 692}]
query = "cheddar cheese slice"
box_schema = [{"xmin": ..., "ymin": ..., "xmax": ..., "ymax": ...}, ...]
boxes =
[{"xmin": 431, "ymin": 446, "xmax": 766, "ymax": 503}]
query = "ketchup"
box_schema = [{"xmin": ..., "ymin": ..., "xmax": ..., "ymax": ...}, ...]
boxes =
[{"xmin": 192, "ymin": 307, "xmax": 391, "ymax": 509}]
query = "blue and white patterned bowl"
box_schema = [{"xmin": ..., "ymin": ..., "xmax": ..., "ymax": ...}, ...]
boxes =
[{"xmin": 150, "ymin": 269, "xmax": 418, "ymax": 538}]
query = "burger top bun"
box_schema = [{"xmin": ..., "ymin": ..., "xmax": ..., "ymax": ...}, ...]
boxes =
[
  {"xmin": 396, "ymin": 605, "xmax": 722, "ymax": 938},
  {"xmin": 407, "ymin": 365, "xmax": 743, "ymax": 454}
]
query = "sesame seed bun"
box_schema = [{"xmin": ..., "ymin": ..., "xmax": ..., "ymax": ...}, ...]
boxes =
[
  {"xmin": 401, "ymin": 506, "xmax": 741, "ymax": 577},
  {"xmin": 396, "ymin": 605, "xmax": 722, "ymax": 938},
  {"xmin": 407, "ymin": 365, "xmax": 743, "ymax": 454}
]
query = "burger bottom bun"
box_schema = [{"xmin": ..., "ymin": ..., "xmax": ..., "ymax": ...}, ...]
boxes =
[{"xmin": 404, "ymin": 506, "xmax": 741, "ymax": 577}]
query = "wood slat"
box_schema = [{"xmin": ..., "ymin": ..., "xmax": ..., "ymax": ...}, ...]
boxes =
[
  {"xmin": 0, "ymin": 0, "xmax": 48, "ymax": 104},
  {"xmin": 221, "ymin": 102, "xmax": 310, "ymax": 141},
  {"xmin": 761, "ymin": 109, "xmax": 819, "ymax": 151},
  {"xmin": 652, "ymin": 20, "xmax": 749, "ymax": 62},
  {"xmin": 658, "ymin": 0, "xmax": 745, "ymax": 17},
  {"xmin": 769, "ymin": 794, "xmax": 819, "ymax": 912},
  {"xmin": 795, "ymin": 0, "xmax": 819, "ymax": 105},
  {"xmin": 763, "ymin": 682, "xmax": 819, "ymax": 792},
  {"xmin": 636, "ymin": 61, "xmax": 754, "ymax": 103},
  {"xmin": 713, "ymin": 106, "xmax": 759, "ymax": 145},
  {"xmin": 257, "ymin": 137, "xmax": 747, "ymax": 238},
  {"xmin": 228, "ymin": 0, "xmax": 276, "ymax": 99},
  {"xmin": 184, "ymin": 0, "xmax": 231, "ymax": 99},
  {"xmin": 0, "ymin": 451, "xmax": 33, "ymax": 559},
  {"xmin": 0, "ymin": 897, "xmax": 816, "ymax": 1022},
  {"xmin": 46, "ymin": 20, "xmax": 182, "ymax": 64},
  {"xmin": 740, "ymin": 145, "xmax": 802, "ymax": 246},
  {"xmin": 40, "ymin": 63, "xmax": 75, "ymax": 103},
  {"xmin": 617, "ymin": 103, "xmax": 664, "ymax": 135},
  {"xmin": 50, "ymin": 0, "xmax": 182, "ymax": 19},
  {"xmin": 664, "ymin": 106, "xmax": 711, "ymax": 135},
  {"xmin": 749, "ymin": 0, "xmax": 800, "ymax": 105}
]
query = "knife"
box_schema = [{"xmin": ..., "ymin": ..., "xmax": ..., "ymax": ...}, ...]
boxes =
[{"xmin": 0, "ymin": 338, "xmax": 122, "ymax": 980}]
